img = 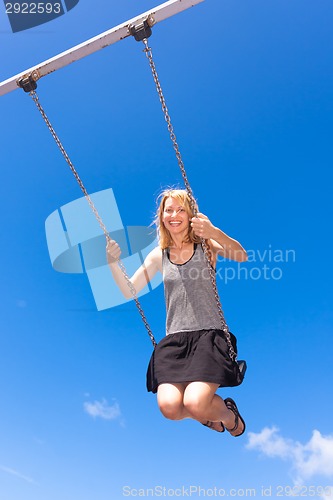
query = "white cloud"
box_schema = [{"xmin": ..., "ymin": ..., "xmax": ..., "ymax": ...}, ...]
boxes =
[
  {"xmin": 0, "ymin": 465, "xmax": 36, "ymax": 484},
  {"xmin": 247, "ymin": 427, "xmax": 333, "ymax": 485},
  {"xmin": 84, "ymin": 398, "xmax": 121, "ymax": 421}
]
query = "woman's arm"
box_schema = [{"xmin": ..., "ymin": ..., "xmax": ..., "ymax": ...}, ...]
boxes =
[
  {"xmin": 106, "ymin": 241, "xmax": 162, "ymax": 299},
  {"xmin": 191, "ymin": 213, "xmax": 247, "ymax": 263}
]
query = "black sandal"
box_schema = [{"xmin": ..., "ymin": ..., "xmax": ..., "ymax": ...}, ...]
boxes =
[
  {"xmin": 202, "ymin": 420, "xmax": 225, "ymax": 433},
  {"xmin": 224, "ymin": 398, "xmax": 246, "ymax": 437}
]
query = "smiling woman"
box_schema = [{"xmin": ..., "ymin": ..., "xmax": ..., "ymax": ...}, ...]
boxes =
[
  {"xmin": 156, "ymin": 189, "xmax": 201, "ymax": 259},
  {"xmin": 107, "ymin": 188, "xmax": 248, "ymax": 437},
  {"xmin": 2, "ymin": 0, "xmax": 249, "ymax": 437}
]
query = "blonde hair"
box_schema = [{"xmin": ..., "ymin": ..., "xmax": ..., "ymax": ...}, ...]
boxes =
[{"xmin": 155, "ymin": 188, "xmax": 201, "ymax": 249}]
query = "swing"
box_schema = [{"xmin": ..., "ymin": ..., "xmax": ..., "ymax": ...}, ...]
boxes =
[{"xmin": 6, "ymin": 3, "xmax": 247, "ymax": 381}]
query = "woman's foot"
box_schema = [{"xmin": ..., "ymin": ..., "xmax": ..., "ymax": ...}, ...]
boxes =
[
  {"xmin": 202, "ymin": 420, "xmax": 225, "ymax": 433},
  {"xmin": 224, "ymin": 398, "xmax": 246, "ymax": 437}
]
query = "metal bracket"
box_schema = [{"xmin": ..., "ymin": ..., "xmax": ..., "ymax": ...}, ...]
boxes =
[
  {"xmin": 129, "ymin": 15, "xmax": 155, "ymax": 42},
  {"xmin": 17, "ymin": 70, "xmax": 40, "ymax": 92}
]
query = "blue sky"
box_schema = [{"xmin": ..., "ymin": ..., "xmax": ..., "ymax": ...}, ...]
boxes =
[{"xmin": 0, "ymin": 0, "xmax": 332, "ymax": 499}]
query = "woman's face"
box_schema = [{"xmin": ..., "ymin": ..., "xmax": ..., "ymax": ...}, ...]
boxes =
[{"xmin": 162, "ymin": 196, "xmax": 190, "ymax": 236}]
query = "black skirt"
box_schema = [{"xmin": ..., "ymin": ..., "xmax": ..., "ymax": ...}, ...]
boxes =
[{"xmin": 146, "ymin": 329, "xmax": 241, "ymax": 393}]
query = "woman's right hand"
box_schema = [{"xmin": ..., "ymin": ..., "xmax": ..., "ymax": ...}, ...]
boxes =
[{"xmin": 106, "ymin": 239, "xmax": 121, "ymax": 263}]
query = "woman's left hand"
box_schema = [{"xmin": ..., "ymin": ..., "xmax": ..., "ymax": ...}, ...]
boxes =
[{"xmin": 191, "ymin": 213, "xmax": 215, "ymax": 239}]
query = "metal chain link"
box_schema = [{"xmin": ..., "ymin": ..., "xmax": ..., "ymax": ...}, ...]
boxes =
[
  {"xmin": 142, "ymin": 39, "xmax": 197, "ymax": 217},
  {"xmin": 142, "ymin": 39, "xmax": 237, "ymax": 361},
  {"xmin": 29, "ymin": 90, "xmax": 157, "ymax": 348}
]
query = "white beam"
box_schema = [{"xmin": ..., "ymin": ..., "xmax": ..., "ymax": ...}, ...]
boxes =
[{"xmin": 0, "ymin": 0, "xmax": 204, "ymax": 96}]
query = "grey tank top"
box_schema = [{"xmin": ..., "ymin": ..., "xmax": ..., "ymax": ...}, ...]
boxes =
[{"xmin": 162, "ymin": 244, "xmax": 223, "ymax": 335}]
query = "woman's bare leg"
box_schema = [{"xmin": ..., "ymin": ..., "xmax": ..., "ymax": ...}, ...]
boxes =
[
  {"xmin": 157, "ymin": 381, "xmax": 244, "ymax": 435},
  {"xmin": 157, "ymin": 383, "xmax": 191, "ymax": 420},
  {"xmin": 183, "ymin": 381, "xmax": 245, "ymax": 435}
]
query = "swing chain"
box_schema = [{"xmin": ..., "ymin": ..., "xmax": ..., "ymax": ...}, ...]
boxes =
[
  {"xmin": 29, "ymin": 90, "xmax": 157, "ymax": 348},
  {"xmin": 201, "ymin": 238, "xmax": 237, "ymax": 361},
  {"xmin": 117, "ymin": 259, "xmax": 157, "ymax": 347},
  {"xmin": 142, "ymin": 39, "xmax": 197, "ymax": 217},
  {"xmin": 30, "ymin": 91, "xmax": 109, "ymax": 239},
  {"xmin": 141, "ymin": 39, "xmax": 237, "ymax": 361}
]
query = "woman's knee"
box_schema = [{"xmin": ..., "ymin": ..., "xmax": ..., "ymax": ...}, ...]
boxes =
[
  {"xmin": 183, "ymin": 382, "xmax": 218, "ymax": 418},
  {"xmin": 157, "ymin": 383, "xmax": 185, "ymax": 420},
  {"xmin": 158, "ymin": 399, "xmax": 184, "ymax": 420},
  {"xmin": 183, "ymin": 394, "xmax": 206, "ymax": 418}
]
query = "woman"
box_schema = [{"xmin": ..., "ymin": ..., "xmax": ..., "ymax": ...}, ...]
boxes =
[{"xmin": 107, "ymin": 189, "xmax": 247, "ymax": 436}]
